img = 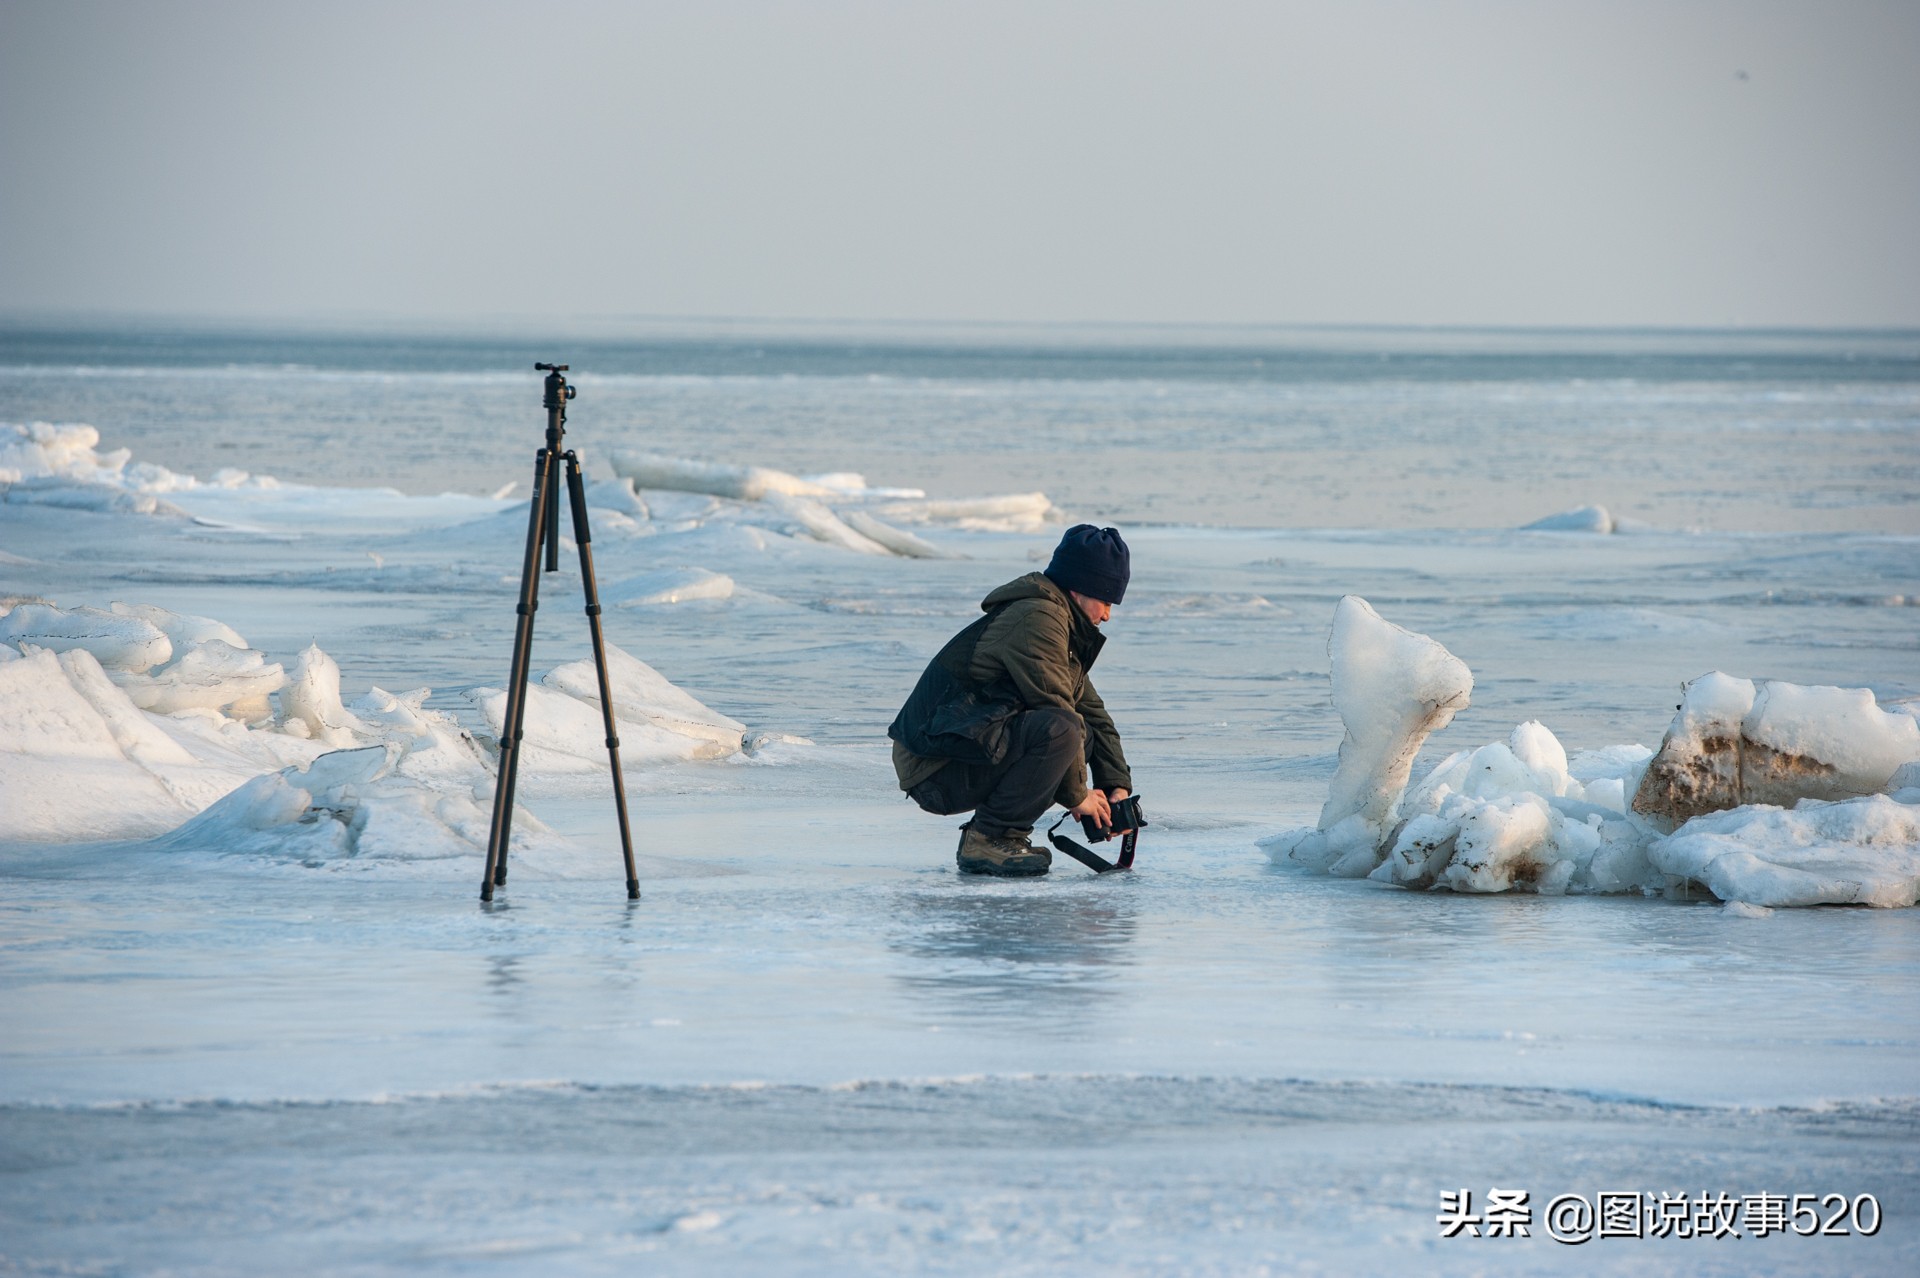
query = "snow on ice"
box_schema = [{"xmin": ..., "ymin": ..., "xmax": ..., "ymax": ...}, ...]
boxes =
[{"xmin": 1265, "ymin": 597, "xmax": 1920, "ymax": 907}]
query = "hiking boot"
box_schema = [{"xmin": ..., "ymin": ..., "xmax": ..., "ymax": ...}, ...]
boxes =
[{"xmin": 955, "ymin": 824, "xmax": 1051, "ymax": 877}]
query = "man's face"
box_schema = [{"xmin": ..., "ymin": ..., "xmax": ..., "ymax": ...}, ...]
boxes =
[{"xmin": 1070, "ymin": 592, "xmax": 1113, "ymax": 626}]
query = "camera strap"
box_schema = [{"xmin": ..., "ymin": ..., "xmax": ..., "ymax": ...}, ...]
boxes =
[{"xmin": 1045, "ymin": 811, "xmax": 1137, "ymax": 875}]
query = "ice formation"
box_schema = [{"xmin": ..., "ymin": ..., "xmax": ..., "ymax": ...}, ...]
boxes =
[
  {"xmin": 603, "ymin": 567, "xmax": 736, "ymax": 607},
  {"xmin": 7, "ymin": 422, "xmax": 1019, "ymax": 568},
  {"xmin": 467, "ymin": 643, "xmax": 745, "ymax": 772},
  {"xmin": 1368, "ymin": 727, "xmax": 1659, "ymax": 895},
  {"xmin": 600, "ymin": 452, "xmax": 1016, "ymax": 551},
  {"xmin": 1, "ymin": 599, "xmax": 286, "ymax": 720},
  {"xmin": 0, "ymin": 421, "xmax": 286, "ymax": 516},
  {"xmin": 0, "ymin": 589, "xmax": 754, "ymax": 849},
  {"xmin": 0, "ymin": 643, "xmax": 318, "ymax": 841},
  {"xmin": 1522, "ymin": 504, "xmax": 1615, "ymax": 533},
  {"xmin": 1519, "ymin": 504, "xmax": 1655, "ymax": 534},
  {"xmin": 1260, "ymin": 597, "xmax": 1472, "ymax": 876},
  {"xmin": 840, "ymin": 510, "xmax": 949, "ymax": 558},
  {"xmin": 540, "ymin": 643, "xmax": 746, "ymax": 756},
  {"xmin": 612, "ymin": 453, "xmax": 844, "ymax": 502},
  {"xmin": 1648, "ymin": 795, "xmax": 1920, "ymax": 908},
  {"xmin": 764, "ymin": 492, "xmax": 895, "ymax": 555},
  {"xmin": 871, "ymin": 492, "xmax": 1059, "ymax": 534},
  {"xmin": 281, "ymin": 644, "xmax": 373, "ymax": 746},
  {"xmin": 1, "ymin": 602, "xmax": 175, "ymax": 672},
  {"xmin": 1633, "ymin": 673, "xmax": 1920, "ymax": 825},
  {"xmin": 139, "ymin": 743, "xmax": 557, "ymax": 869},
  {"xmin": 1266, "ymin": 599, "xmax": 1920, "ymax": 907}
]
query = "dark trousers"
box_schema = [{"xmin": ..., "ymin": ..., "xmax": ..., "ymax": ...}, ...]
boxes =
[{"xmin": 906, "ymin": 707, "xmax": 1084, "ymax": 839}]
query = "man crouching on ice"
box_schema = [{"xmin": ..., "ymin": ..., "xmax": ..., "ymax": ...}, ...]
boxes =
[{"xmin": 888, "ymin": 524, "xmax": 1134, "ymax": 877}]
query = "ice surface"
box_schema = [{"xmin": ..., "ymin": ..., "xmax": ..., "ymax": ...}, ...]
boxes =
[
  {"xmin": 583, "ymin": 474, "xmax": 650, "ymax": 519},
  {"xmin": 3, "ymin": 384, "xmax": 1918, "ymax": 1274}
]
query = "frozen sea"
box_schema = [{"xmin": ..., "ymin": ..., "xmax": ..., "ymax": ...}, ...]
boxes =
[{"xmin": 3, "ymin": 318, "xmax": 1918, "ymax": 1274}]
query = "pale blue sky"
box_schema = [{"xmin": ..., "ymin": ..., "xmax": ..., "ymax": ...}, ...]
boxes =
[{"xmin": 3, "ymin": 0, "xmax": 1916, "ymax": 327}]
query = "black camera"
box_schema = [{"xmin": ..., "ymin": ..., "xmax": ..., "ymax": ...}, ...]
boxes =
[{"xmin": 1081, "ymin": 794, "xmax": 1146, "ymax": 843}]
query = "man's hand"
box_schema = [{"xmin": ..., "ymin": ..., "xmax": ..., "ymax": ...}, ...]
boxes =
[
  {"xmin": 1069, "ymin": 790, "xmax": 1111, "ymax": 829},
  {"xmin": 1068, "ymin": 787, "xmax": 1132, "ymax": 832}
]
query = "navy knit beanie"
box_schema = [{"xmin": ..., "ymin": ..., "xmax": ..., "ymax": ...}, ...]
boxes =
[{"xmin": 1044, "ymin": 524, "xmax": 1130, "ymax": 605}]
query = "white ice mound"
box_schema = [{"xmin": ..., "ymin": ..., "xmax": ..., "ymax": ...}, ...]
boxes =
[
  {"xmin": 469, "ymin": 642, "xmax": 746, "ymax": 773},
  {"xmin": 1523, "ymin": 504, "xmax": 1614, "ymax": 533},
  {"xmin": 109, "ymin": 601, "xmax": 248, "ymax": 651},
  {"xmin": 1632, "ymin": 673, "xmax": 1920, "ymax": 825},
  {"xmin": 611, "ymin": 452, "xmax": 841, "ymax": 502},
  {"xmin": 1370, "ymin": 727, "xmax": 1660, "ymax": 895},
  {"xmin": 603, "ymin": 567, "xmax": 736, "ymax": 607},
  {"xmin": 1648, "ymin": 795, "xmax": 1920, "ymax": 908},
  {"xmin": 0, "ymin": 421, "xmax": 286, "ymax": 516},
  {"xmin": 114, "ymin": 638, "xmax": 286, "ymax": 721},
  {"xmin": 2, "ymin": 599, "xmax": 286, "ymax": 720},
  {"xmin": 583, "ymin": 476, "xmax": 651, "ymax": 519},
  {"xmin": 141, "ymin": 744, "xmax": 546, "ymax": 866},
  {"xmin": 0, "ymin": 602, "xmax": 173, "ymax": 672},
  {"xmin": 281, "ymin": 644, "xmax": 373, "ymax": 746},
  {"xmin": 1260, "ymin": 597, "xmax": 1472, "ymax": 875},
  {"xmin": 0, "ymin": 645, "xmax": 320, "ymax": 841},
  {"xmin": 543, "ymin": 644, "xmax": 746, "ymax": 752},
  {"xmin": 0, "ymin": 597, "xmax": 499, "ymax": 847},
  {"xmin": 871, "ymin": 492, "xmax": 1059, "ymax": 534}
]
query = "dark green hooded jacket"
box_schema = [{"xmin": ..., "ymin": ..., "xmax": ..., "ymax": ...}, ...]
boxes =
[{"xmin": 890, "ymin": 572, "xmax": 1131, "ymax": 807}]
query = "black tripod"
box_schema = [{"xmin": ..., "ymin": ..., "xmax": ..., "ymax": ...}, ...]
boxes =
[{"xmin": 480, "ymin": 363, "xmax": 639, "ymax": 902}]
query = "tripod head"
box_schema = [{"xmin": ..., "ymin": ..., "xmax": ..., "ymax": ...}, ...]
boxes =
[
  {"xmin": 536, "ymin": 362, "xmax": 576, "ymax": 452},
  {"xmin": 536, "ymin": 362, "xmax": 577, "ymax": 414}
]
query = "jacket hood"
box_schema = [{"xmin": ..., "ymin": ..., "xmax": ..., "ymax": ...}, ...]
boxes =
[
  {"xmin": 979, "ymin": 571, "xmax": 1065, "ymax": 611},
  {"xmin": 981, "ymin": 572, "xmax": 1105, "ymax": 669}
]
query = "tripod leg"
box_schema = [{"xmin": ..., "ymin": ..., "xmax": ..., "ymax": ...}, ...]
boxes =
[
  {"xmin": 543, "ymin": 452, "xmax": 562, "ymax": 574},
  {"xmin": 563, "ymin": 453, "xmax": 641, "ymax": 900},
  {"xmin": 481, "ymin": 448, "xmax": 555, "ymax": 901}
]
